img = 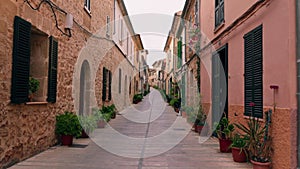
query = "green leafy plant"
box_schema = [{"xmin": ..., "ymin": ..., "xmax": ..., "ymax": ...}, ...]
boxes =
[
  {"xmin": 29, "ymin": 77, "xmax": 40, "ymax": 94},
  {"xmin": 133, "ymin": 93, "xmax": 143, "ymax": 103},
  {"xmin": 215, "ymin": 116, "xmax": 235, "ymax": 140},
  {"xmin": 235, "ymin": 110, "xmax": 272, "ymax": 163},
  {"xmin": 231, "ymin": 134, "xmax": 247, "ymax": 148},
  {"xmin": 181, "ymin": 106, "xmax": 193, "ymax": 114},
  {"xmin": 93, "ymin": 108, "xmax": 111, "ymax": 122},
  {"xmin": 153, "ymin": 85, "xmax": 159, "ymax": 89},
  {"xmin": 230, "ymin": 134, "xmax": 248, "ymax": 153},
  {"xmin": 143, "ymin": 89, "xmax": 150, "ymax": 96},
  {"xmin": 79, "ymin": 115, "xmax": 97, "ymax": 134},
  {"xmin": 55, "ymin": 112, "xmax": 82, "ymax": 138},
  {"xmin": 196, "ymin": 105, "xmax": 207, "ymax": 126},
  {"xmin": 169, "ymin": 98, "xmax": 180, "ymax": 107}
]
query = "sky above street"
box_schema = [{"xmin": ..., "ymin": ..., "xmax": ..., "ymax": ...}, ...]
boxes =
[{"xmin": 123, "ymin": 0, "xmax": 185, "ymax": 67}]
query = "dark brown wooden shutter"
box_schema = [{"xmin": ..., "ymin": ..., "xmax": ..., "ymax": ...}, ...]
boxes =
[
  {"xmin": 11, "ymin": 16, "xmax": 31, "ymax": 104},
  {"xmin": 47, "ymin": 36, "xmax": 58, "ymax": 103},
  {"xmin": 244, "ymin": 25, "xmax": 263, "ymax": 118}
]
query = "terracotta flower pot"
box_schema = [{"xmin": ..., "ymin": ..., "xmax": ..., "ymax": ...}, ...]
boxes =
[
  {"xmin": 251, "ymin": 160, "xmax": 271, "ymax": 169},
  {"xmin": 182, "ymin": 111, "xmax": 187, "ymax": 118},
  {"xmin": 97, "ymin": 120, "xmax": 106, "ymax": 128},
  {"xmin": 80, "ymin": 129, "xmax": 89, "ymax": 138},
  {"xmin": 196, "ymin": 125, "xmax": 204, "ymax": 134},
  {"xmin": 219, "ymin": 138, "xmax": 232, "ymax": 153},
  {"xmin": 61, "ymin": 135, "xmax": 73, "ymax": 146},
  {"xmin": 231, "ymin": 147, "xmax": 247, "ymax": 162}
]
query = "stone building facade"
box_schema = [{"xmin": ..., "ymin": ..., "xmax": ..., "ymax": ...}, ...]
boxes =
[{"xmin": 0, "ymin": 0, "xmax": 145, "ymax": 168}]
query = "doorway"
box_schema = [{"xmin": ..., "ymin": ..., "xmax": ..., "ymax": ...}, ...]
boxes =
[
  {"xmin": 212, "ymin": 44, "xmax": 228, "ymax": 124},
  {"xmin": 79, "ymin": 60, "xmax": 91, "ymax": 116}
]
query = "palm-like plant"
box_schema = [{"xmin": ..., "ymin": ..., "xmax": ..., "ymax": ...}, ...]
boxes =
[{"xmin": 235, "ymin": 110, "xmax": 272, "ymax": 163}]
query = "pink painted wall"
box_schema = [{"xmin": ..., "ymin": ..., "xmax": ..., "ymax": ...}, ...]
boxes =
[
  {"xmin": 199, "ymin": 0, "xmax": 297, "ymax": 168},
  {"xmin": 200, "ymin": 0, "xmax": 297, "ymax": 109},
  {"xmin": 201, "ymin": 0, "xmax": 256, "ymax": 42}
]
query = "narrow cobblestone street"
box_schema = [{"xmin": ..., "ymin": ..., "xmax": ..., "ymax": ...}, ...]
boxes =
[{"xmin": 9, "ymin": 89, "xmax": 251, "ymax": 169}]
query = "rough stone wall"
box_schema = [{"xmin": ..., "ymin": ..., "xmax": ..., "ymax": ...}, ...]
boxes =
[
  {"xmin": 0, "ymin": 0, "xmax": 137, "ymax": 168},
  {"xmin": 94, "ymin": 45, "xmax": 136, "ymax": 110}
]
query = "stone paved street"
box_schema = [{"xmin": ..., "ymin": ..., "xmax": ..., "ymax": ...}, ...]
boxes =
[{"xmin": 9, "ymin": 89, "xmax": 252, "ymax": 169}]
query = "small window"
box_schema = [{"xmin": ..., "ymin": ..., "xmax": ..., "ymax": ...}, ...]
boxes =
[
  {"xmin": 129, "ymin": 77, "xmax": 132, "ymax": 95},
  {"xmin": 113, "ymin": 0, "xmax": 116, "ymax": 34},
  {"xmin": 11, "ymin": 16, "xmax": 58, "ymax": 104},
  {"xmin": 84, "ymin": 0, "xmax": 91, "ymax": 13},
  {"xmin": 215, "ymin": 0, "xmax": 224, "ymax": 28},
  {"xmin": 126, "ymin": 33, "xmax": 129, "ymax": 55},
  {"xmin": 106, "ymin": 16, "xmax": 110, "ymax": 38},
  {"xmin": 102, "ymin": 67, "xmax": 112, "ymax": 101},
  {"xmin": 119, "ymin": 69, "xmax": 122, "ymax": 93},
  {"xmin": 120, "ymin": 20, "xmax": 123, "ymax": 44}
]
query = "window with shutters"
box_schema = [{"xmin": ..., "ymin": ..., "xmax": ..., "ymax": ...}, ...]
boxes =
[
  {"xmin": 215, "ymin": 0, "xmax": 224, "ymax": 28},
  {"xmin": 102, "ymin": 67, "xmax": 112, "ymax": 101},
  {"xmin": 11, "ymin": 16, "xmax": 58, "ymax": 104},
  {"xmin": 119, "ymin": 69, "xmax": 122, "ymax": 94},
  {"xmin": 177, "ymin": 38, "xmax": 182, "ymax": 69},
  {"xmin": 106, "ymin": 16, "xmax": 110, "ymax": 38},
  {"xmin": 244, "ymin": 25, "xmax": 263, "ymax": 118}
]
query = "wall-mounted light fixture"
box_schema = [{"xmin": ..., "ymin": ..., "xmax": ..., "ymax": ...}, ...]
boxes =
[
  {"xmin": 65, "ymin": 13, "xmax": 73, "ymax": 37},
  {"xmin": 65, "ymin": 13, "xmax": 73, "ymax": 29}
]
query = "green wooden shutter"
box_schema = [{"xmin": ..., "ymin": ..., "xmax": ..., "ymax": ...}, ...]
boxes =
[
  {"xmin": 244, "ymin": 25, "xmax": 263, "ymax": 118},
  {"xmin": 11, "ymin": 16, "xmax": 31, "ymax": 104},
  {"xmin": 252, "ymin": 26, "xmax": 263, "ymax": 118},
  {"xmin": 47, "ymin": 36, "xmax": 58, "ymax": 103},
  {"xmin": 108, "ymin": 70, "xmax": 112, "ymax": 100},
  {"xmin": 177, "ymin": 39, "xmax": 182, "ymax": 69},
  {"xmin": 102, "ymin": 67, "xmax": 107, "ymax": 101},
  {"xmin": 244, "ymin": 32, "xmax": 253, "ymax": 117}
]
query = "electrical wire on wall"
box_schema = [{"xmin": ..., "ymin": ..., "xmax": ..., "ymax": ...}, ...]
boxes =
[
  {"xmin": 24, "ymin": 0, "xmax": 71, "ymax": 37},
  {"xmin": 24, "ymin": 0, "xmax": 136, "ymax": 70},
  {"xmin": 23, "ymin": 0, "xmax": 111, "ymax": 41}
]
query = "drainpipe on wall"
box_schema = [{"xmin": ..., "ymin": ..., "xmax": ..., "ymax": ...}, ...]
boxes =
[{"xmin": 296, "ymin": 0, "xmax": 300, "ymax": 168}]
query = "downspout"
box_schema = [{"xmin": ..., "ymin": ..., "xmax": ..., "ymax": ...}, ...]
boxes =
[{"xmin": 296, "ymin": 0, "xmax": 300, "ymax": 168}]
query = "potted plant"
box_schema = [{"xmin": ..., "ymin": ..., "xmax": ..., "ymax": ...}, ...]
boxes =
[
  {"xmin": 181, "ymin": 106, "xmax": 192, "ymax": 118},
  {"xmin": 170, "ymin": 98, "xmax": 180, "ymax": 113},
  {"xmin": 28, "ymin": 76, "xmax": 40, "ymax": 101},
  {"xmin": 215, "ymin": 116, "xmax": 235, "ymax": 153},
  {"xmin": 93, "ymin": 109, "xmax": 106, "ymax": 128},
  {"xmin": 235, "ymin": 110, "xmax": 272, "ymax": 169},
  {"xmin": 78, "ymin": 115, "xmax": 97, "ymax": 138},
  {"xmin": 55, "ymin": 112, "xmax": 82, "ymax": 146},
  {"xmin": 230, "ymin": 134, "xmax": 248, "ymax": 163},
  {"xmin": 93, "ymin": 108, "xmax": 112, "ymax": 128},
  {"xmin": 133, "ymin": 93, "xmax": 143, "ymax": 104},
  {"xmin": 107, "ymin": 104, "xmax": 117, "ymax": 119},
  {"xmin": 194, "ymin": 104, "xmax": 207, "ymax": 134}
]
